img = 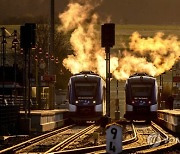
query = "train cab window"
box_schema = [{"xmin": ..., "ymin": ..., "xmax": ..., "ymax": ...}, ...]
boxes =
[
  {"xmin": 131, "ymin": 84, "xmax": 152, "ymax": 97},
  {"xmin": 74, "ymin": 82, "xmax": 97, "ymax": 98}
]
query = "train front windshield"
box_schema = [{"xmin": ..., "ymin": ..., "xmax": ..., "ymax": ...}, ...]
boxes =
[
  {"xmin": 75, "ymin": 82, "xmax": 97, "ymax": 99},
  {"xmin": 131, "ymin": 84, "xmax": 152, "ymax": 97}
]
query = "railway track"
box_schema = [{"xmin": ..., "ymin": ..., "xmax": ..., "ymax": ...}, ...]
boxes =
[
  {"xmin": 51, "ymin": 123, "xmax": 137, "ymax": 154},
  {"xmin": 19, "ymin": 125, "xmax": 95, "ymax": 153},
  {"xmin": 57, "ymin": 121, "xmax": 172, "ymax": 154},
  {"xmin": 0, "ymin": 124, "xmax": 98, "ymax": 154},
  {"xmin": 45, "ymin": 124, "xmax": 97, "ymax": 153},
  {"xmin": 122, "ymin": 121, "xmax": 169, "ymax": 153},
  {"xmin": 0, "ymin": 125, "xmax": 75, "ymax": 154},
  {"xmin": 1, "ymin": 120, "xmax": 175, "ymax": 153},
  {"xmin": 0, "ymin": 122, "xmax": 136, "ymax": 154}
]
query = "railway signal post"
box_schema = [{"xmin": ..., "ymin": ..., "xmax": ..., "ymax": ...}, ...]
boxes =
[
  {"xmin": 101, "ymin": 23, "xmax": 115, "ymax": 118},
  {"xmin": 20, "ymin": 23, "xmax": 36, "ymax": 116}
]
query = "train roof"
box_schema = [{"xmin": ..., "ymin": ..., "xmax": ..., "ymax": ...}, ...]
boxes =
[
  {"xmin": 68, "ymin": 71, "xmax": 106, "ymax": 87},
  {"xmin": 74, "ymin": 71, "xmax": 99, "ymax": 76},
  {"xmin": 69, "ymin": 71, "xmax": 102, "ymax": 81},
  {"xmin": 129, "ymin": 73, "xmax": 153, "ymax": 78},
  {"xmin": 127, "ymin": 73, "xmax": 156, "ymax": 83}
]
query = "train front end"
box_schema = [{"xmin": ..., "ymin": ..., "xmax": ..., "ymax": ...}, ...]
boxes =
[
  {"xmin": 68, "ymin": 72, "xmax": 106, "ymax": 122},
  {"xmin": 124, "ymin": 73, "xmax": 158, "ymax": 121}
]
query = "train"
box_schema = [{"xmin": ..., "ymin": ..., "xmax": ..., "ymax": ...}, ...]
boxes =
[
  {"xmin": 124, "ymin": 73, "xmax": 158, "ymax": 121},
  {"xmin": 67, "ymin": 71, "xmax": 106, "ymax": 123}
]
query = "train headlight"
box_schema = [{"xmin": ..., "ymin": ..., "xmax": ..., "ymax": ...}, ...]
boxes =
[
  {"xmin": 75, "ymin": 100, "xmax": 78, "ymax": 104},
  {"xmin": 93, "ymin": 100, "xmax": 96, "ymax": 104}
]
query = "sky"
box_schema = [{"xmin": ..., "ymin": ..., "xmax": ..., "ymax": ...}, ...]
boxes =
[
  {"xmin": 1, "ymin": 0, "xmax": 180, "ymax": 79},
  {"xmin": 1, "ymin": 0, "xmax": 180, "ymax": 24}
]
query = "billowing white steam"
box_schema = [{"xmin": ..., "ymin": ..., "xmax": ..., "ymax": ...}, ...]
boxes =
[{"xmin": 58, "ymin": 0, "xmax": 180, "ymax": 80}]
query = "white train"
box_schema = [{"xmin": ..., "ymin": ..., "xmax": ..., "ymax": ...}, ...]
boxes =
[
  {"xmin": 124, "ymin": 73, "xmax": 158, "ymax": 121},
  {"xmin": 67, "ymin": 71, "xmax": 106, "ymax": 123}
]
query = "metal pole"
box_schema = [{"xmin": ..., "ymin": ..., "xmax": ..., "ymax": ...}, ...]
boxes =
[
  {"xmin": 160, "ymin": 75, "xmax": 162, "ymax": 108},
  {"xmin": 12, "ymin": 30, "xmax": 18, "ymax": 104},
  {"xmin": 36, "ymin": 50, "xmax": 41, "ymax": 109},
  {"xmin": 28, "ymin": 48, "xmax": 31, "ymax": 117},
  {"xmin": 0, "ymin": 33, "xmax": 2, "ymax": 66},
  {"xmin": 49, "ymin": 0, "xmax": 55, "ymax": 110},
  {"xmin": 36, "ymin": 59, "xmax": 40, "ymax": 109},
  {"xmin": 162, "ymin": 74, "xmax": 164, "ymax": 94},
  {"xmin": 1, "ymin": 27, "xmax": 6, "ymax": 104},
  {"xmin": 14, "ymin": 43, "xmax": 17, "ymax": 104},
  {"xmin": 117, "ymin": 80, "xmax": 118, "ymax": 99},
  {"xmin": 24, "ymin": 49, "xmax": 27, "ymax": 118},
  {"xmin": 105, "ymin": 47, "xmax": 110, "ymax": 117},
  {"xmin": 116, "ymin": 80, "xmax": 119, "ymax": 111},
  {"xmin": 50, "ymin": 0, "xmax": 54, "ymax": 75},
  {"xmin": 172, "ymin": 68, "xmax": 173, "ymax": 95}
]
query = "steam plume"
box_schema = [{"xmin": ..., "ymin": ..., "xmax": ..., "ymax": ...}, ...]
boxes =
[{"xmin": 58, "ymin": 0, "xmax": 180, "ymax": 80}]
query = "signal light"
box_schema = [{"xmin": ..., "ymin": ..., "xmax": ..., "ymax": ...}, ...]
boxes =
[
  {"xmin": 55, "ymin": 57, "xmax": 59, "ymax": 64},
  {"xmin": 45, "ymin": 52, "xmax": 49, "ymax": 58},
  {"xmin": 50, "ymin": 55, "xmax": 55, "ymax": 61},
  {"xmin": 101, "ymin": 23, "xmax": 115, "ymax": 48},
  {"xmin": 34, "ymin": 55, "xmax": 38, "ymax": 61},
  {"xmin": 20, "ymin": 23, "xmax": 36, "ymax": 49},
  {"xmin": 39, "ymin": 48, "xmax": 42, "ymax": 54}
]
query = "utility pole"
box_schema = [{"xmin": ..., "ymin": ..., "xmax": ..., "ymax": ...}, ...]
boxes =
[
  {"xmin": 12, "ymin": 30, "xmax": 19, "ymax": 104},
  {"xmin": 50, "ymin": 0, "xmax": 54, "ymax": 61},
  {"xmin": 49, "ymin": 0, "xmax": 55, "ymax": 110},
  {"xmin": 1, "ymin": 27, "xmax": 7, "ymax": 104}
]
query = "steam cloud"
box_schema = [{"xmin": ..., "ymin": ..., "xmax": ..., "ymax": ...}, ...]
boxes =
[{"xmin": 58, "ymin": 0, "xmax": 180, "ymax": 80}]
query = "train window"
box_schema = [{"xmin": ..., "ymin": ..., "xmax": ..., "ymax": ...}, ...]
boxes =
[
  {"xmin": 74, "ymin": 82, "xmax": 97, "ymax": 98},
  {"xmin": 131, "ymin": 84, "xmax": 152, "ymax": 97}
]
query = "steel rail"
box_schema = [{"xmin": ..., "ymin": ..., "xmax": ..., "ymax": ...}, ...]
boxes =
[
  {"xmin": 52, "ymin": 123, "xmax": 137, "ymax": 154},
  {"xmin": 61, "ymin": 125, "xmax": 99, "ymax": 151},
  {"xmin": 0, "ymin": 124, "xmax": 74, "ymax": 154},
  {"xmin": 122, "ymin": 121, "xmax": 169, "ymax": 153},
  {"xmin": 151, "ymin": 121, "xmax": 169, "ymax": 145},
  {"xmin": 53, "ymin": 122, "xmax": 170, "ymax": 154},
  {"xmin": 44, "ymin": 124, "xmax": 96, "ymax": 153}
]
